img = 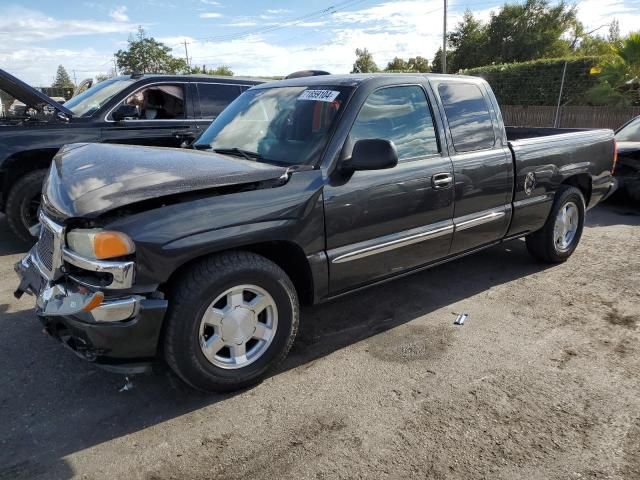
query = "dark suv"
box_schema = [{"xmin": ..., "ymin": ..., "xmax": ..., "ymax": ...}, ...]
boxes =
[{"xmin": 0, "ymin": 69, "xmax": 264, "ymax": 241}]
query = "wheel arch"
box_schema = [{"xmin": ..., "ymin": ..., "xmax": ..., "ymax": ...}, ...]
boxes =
[
  {"xmin": 1, "ymin": 148, "xmax": 57, "ymax": 209},
  {"xmin": 560, "ymin": 173, "xmax": 592, "ymax": 206},
  {"xmin": 163, "ymin": 240, "xmax": 317, "ymax": 306}
]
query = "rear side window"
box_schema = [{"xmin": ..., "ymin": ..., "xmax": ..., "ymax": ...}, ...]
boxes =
[
  {"xmin": 350, "ymin": 85, "xmax": 439, "ymax": 161},
  {"xmin": 438, "ymin": 83, "xmax": 495, "ymax": 152},
  {"xmin": 197, "ymin": 83, "xmax": 242, "ymax": 118}
]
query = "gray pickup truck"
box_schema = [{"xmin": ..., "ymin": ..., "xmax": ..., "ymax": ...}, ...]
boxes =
[{"xmin": 15, "ymin": 73, "xmax": 616, "ymax": 392}]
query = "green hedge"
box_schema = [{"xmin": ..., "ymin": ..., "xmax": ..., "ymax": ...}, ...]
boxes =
[{"xmin": 461, "ymin": 56, "xmax": 606, "ymax": 106}]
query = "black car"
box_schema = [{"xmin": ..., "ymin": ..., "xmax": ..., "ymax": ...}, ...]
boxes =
[
  {"xmin": 0, "ymin": 69, "xmax": 265, "ymax": 241},
  {"xmin": 614, "ymin": 115, "xmax": 640, "ymax": 201},
  {"xmin": 15, "ymin": 73, "xmax": 616, "ymax": 392}
]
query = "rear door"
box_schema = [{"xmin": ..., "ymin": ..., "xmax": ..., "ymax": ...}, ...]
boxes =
[
  {"xmin": 432, "ymin": 79, "xmax": 513, "ymax": 254},
  {"xmin": 324, "ymin": 83, "xmax": 455, "ymax": 294},
  {"xmin": 101, "ymin": 81, "xmax": 197, "ymax": 148}
]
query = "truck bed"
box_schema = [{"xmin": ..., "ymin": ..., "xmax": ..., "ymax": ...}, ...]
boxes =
[
  {"xmin": 505, "ymin": 126, "xmax": 589, "ymax": 141},
  {"xmin": 505, "ymin": 126, "xmax": 615, "ymax": 238}
]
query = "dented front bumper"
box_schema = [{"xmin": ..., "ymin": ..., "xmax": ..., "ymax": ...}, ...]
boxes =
[{"xmin": 15, "ymin": 253, "xmax": 168, "ymax": 373}]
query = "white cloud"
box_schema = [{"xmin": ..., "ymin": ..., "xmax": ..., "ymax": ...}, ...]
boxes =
[
  {"xmin": 575, "ymin": 0, "xmax": 640, "ymax": 35},
  {"xmin": 266, "ymin": 9, "xmax": 291, "ymax": 14},
  {"xmin": 0, "ymin": 6, "xmax": 135, "ymax": 85},
  {"xmin": 200, "ymin": 0, "xmax": 221, "ymax": 5},
  {"xmin": 200, "ymin": 12, "xmax": 223, "ymax": 19},
  {"xmin": 109, "ymin": 6, "xmax": 129, "ymax": 22}
]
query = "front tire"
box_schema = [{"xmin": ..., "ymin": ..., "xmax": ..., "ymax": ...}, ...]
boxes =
[
  {"xmin": 525, "ymin": 185, "xmax": 585, "ymax": 263},
  {"xmin": 5, "ymin": 169, "xmax": 47, "ymax": 243},
  {"xmin": 163, "ymin": 251, "xmax": 299, "ymax": 392}
]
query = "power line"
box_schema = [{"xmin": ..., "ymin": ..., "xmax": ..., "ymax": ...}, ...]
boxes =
[{"xmin": 169, "ymin": 0, "xmax": 373, "ymax": 46}]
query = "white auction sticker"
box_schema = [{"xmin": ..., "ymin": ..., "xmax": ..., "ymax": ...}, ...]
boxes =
[{"xmin": 298, "ymin": 90, "xmax": 340, "ymax": 102}]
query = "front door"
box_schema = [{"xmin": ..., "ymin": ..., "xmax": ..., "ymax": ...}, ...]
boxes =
[
  {"xmin": 324, "ymin": 84, "xmax": 455, "ymax": 294},
  {"xmin": 101, "ymin": 82, "xmax": 197, "ymax": 148}
]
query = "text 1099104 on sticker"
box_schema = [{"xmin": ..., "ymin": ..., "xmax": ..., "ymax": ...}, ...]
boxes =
[{"xmin": 298, "ymin": 90, "xmax": 340, "ymax": 102}]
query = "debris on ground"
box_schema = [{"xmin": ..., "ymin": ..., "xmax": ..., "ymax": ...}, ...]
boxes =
[{"xmin": 119, "ymin": 376, "xmax": 134, "ymax": 392}]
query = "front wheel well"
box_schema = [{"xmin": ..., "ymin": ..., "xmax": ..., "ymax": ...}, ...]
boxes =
[
  {"xmin": 163, "ymin": 242, "xmax": 315, "ymax": 306},
  {"xmin": 561, "ymin": 174, "xmax": 591, "ymax": 206},
  {"xmin": 1, "ymin": 149, "xmax": 57, "ymax": 205}
]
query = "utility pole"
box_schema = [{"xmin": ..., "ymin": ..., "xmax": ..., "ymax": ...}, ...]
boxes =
[
  {"xmin": 442, "ymin": 0, "xmax": 447, "ymax": 74},
  {"xmin": 183, "ymin": 39, "xmax": 190, "ymax": 68},
  {"xmin": 113, "ymin": 55, "xmax": 118, "ymax": 76},
  {"xmin": 72, "ymin": 69, "xmax": 78, "ymax": 86}
]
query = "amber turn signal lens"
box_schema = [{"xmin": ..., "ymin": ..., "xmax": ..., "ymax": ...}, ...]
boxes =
[
  {"xmin": 93, "ymin": 232, "xmax": 136, "ymax": 259},
  {"xmin": 82, "ymin": 291, "xmax": 104, "ymax": 312}
]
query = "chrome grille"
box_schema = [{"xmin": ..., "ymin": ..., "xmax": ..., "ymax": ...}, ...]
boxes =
[
  {"xmin": 33, "ymin": 213, "xmax": 64, "ymax": 280},
  {"xmin": 36, "ymin": 225, "xmax": 55, "ymax": 271}
]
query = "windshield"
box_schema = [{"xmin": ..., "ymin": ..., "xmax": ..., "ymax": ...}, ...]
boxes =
[
  {"xmin": 64, "ymin": 78, "xmax": 136, "ymax": 117},
  {"xmin": 194, "ymin": 85, "xmax": 352, "ymax": 166},
  {"xmin": 616, "ymin": 117, "xmax": 640, "ymax": 142}
]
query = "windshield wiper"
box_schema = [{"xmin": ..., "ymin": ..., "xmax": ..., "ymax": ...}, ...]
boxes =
[{"xmin": 212, "ymin": 147, "xmax": 262, "ymax": 161}]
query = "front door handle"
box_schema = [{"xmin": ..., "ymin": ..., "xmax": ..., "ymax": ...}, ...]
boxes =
[{"xmin": 432, "ymin": 173, "xmax": 453, "ymax": 189}]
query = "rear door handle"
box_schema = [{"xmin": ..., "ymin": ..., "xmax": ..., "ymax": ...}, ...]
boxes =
[{"xmin": 432, "ymin": 173, "xmax": 453, "ymax": 189}]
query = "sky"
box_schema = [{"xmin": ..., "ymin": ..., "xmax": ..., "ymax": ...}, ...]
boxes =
[{"xmin": 1, "ymin": 0, "xmax": 640, "ymax": 86}]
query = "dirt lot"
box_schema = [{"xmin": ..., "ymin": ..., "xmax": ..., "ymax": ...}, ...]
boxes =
[{"xmin": 0, "ymin": 200, "xmax": 638, "ymax": 480}]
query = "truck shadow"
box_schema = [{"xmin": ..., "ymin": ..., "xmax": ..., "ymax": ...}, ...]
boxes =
[
  {"xmin": 0, "ymin": 236, "xmax": 553, "ymax": 479},
  {"xmin": 589, "ymin": 196, "xmax": 640, "ymax": 227},
  {"xmin": 11, "ymin": 200, "xmax": 630, "ymax": 479}
]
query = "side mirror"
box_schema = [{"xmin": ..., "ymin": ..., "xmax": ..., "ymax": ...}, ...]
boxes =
[
  {"xmin": 112, "ymin": 104, "xmax": 140, "ymax": 121},
  {"xmin": 343, "ymin": 139, "xmax": 398, "ymax": 172}
]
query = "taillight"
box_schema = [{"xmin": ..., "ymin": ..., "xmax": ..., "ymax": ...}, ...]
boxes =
[{"xmin": 612, "ymin": 139, "xmax": 618, "ymax": 175}]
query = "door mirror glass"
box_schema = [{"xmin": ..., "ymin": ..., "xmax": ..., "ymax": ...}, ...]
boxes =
[
  {"xmin": 112, "ymin": 104, "xmax": 140, "ymax": 121},
  {"xmin": 345, "ymin": 139, "xmax": 398, "ymax": 172}
]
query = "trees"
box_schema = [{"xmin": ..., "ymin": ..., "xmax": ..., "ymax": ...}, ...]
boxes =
[
  {"xmin": 385, "ymin": 56, "xmax": 430, "ymax": 72},
  {"xmin": 485, "ymin": 0, "xmax": 575, "ymax": 63},
  {"xmin": 588, "ymin": 32, "xmax": 640, "ymax": 106},
  {"xmin": 447, "ymin": 11, "xmax": 488, "ymax": 71},
  {"xmin": 351, "ymin": 48, "xmax": 379, "ymax": 73},
  {"xmin": 52, "ymin": 65, "xmax": 74, "ymax": 88},
  {"xmin": 194, "ymin": 65, "xmax": 234, "ymax": 76},
  {"xmin": 442, "ymin": 0, "xmax": 577, "ymax": 72},
  {"xmin": 115, "ymin": 27, "xmax": 189, "ymax": 74}
]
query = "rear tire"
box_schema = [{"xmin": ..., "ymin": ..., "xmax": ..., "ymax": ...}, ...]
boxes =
[
  {"xmin": 525, "ymin": 185, "xmax": 585, "ymax": 263},
  {"xmin": 5, "ymin": 169, "xmax": 47, "ymax": 243},
  {"xmin": 163, "ymin": 251, "xmax": 299, "ymax": 392}
]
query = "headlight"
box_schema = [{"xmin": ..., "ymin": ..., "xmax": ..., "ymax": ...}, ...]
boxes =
[{"xmin": 66, "ymin": 229, "xmax": 135, "ymax": 260}]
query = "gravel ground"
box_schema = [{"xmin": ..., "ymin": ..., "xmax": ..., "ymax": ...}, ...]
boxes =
[{"xmin": 0, "ymin": 200, "xmax": 638, "ymax": 480}]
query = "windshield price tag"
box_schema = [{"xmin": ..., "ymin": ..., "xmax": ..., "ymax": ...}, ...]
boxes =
[{"xmin": 298, "ymin": 90, "xmax": 340, "ymax": 102}]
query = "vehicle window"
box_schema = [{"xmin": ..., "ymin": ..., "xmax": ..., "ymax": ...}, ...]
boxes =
[
  {"xmin": 118, "ymin": 84, "xmax": 185, "ymax": 120},
  {"xmin": 438, "ymin": 82, "xmax": 495, "ymax": 152},
  {"xmin": 616, "ymin": 117, "xmax": 640, "ymax": 142},
  {"xmin": 64, "ymin": 78, "xmax": 136, "ymax": 117},
  {"xmin": 194, "ymin": 85, "xmax": 352, "ymax": 166},
  {"xmin": 197, "ymin": 83, "xmax": 242, "ymax": 118},
  {"xmin": 349, "ymin": 85, "xmax": 439, "ymax": 161}
]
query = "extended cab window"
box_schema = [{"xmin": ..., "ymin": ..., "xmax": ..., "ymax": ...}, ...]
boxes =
[
  {"xmin": 438, "ymin": 82, "xmax": 495, "ymax": 152},
  {"xmin": 197, "ymin": 83, "xmax": 242, "ymax": 118},
  {"xmin": 350, "ymin": 86, "xmax": 439, "ymax": 161},
  {"xmin": 115, "ymin": 84, "xmax": 185, "ymax": 120}
]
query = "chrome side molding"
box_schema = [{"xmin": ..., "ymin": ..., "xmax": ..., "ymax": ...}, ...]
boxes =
[
  {"xmin": 330, "ymin": 205, "xmax": 511, "ymax": 265},
  {"xmin": 332, "ymin": 223, "xmax": 454, "ymax": 264},
  {"xmin": 453, "ymin": 207, "xmax": 507, "ymax": 232}
]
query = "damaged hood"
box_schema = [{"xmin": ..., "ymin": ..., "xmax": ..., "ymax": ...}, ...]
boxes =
[
  {"xmin": 42, "ymin": 143, "xmax": 288, "ymax": 218},
  {"xmin": 0, "ymin": 68, "xmax": 74, "ymax": 116}
]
